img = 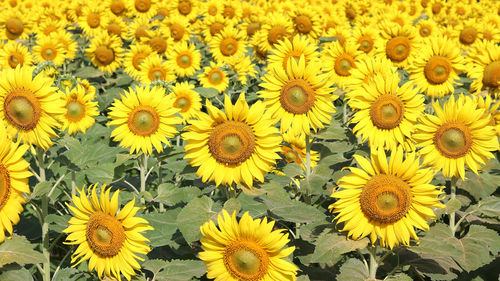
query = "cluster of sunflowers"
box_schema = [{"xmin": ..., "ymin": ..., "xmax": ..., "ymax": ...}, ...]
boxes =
[{"xmin": 0, "ymin": 0, "xmax": 500, "ymax": 280}]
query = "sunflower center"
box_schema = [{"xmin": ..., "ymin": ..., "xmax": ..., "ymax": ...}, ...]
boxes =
[
  {"xmin": 110, "ymin": 0, "xmax": 125, "ymax": 15},
  {"xmin": 209, "ymin": 70, "xmax": 223, "ymax": 84},
  {"xmin": 420, "ymin": 26, "xmax": 431, "ymax": 36},
  {"xmin": 170, "ymin": 23, "xmax": 184, "ymax": 40},
  {"xmin": 431, "ymin": 2, "xmax": 442, "ymax": 14},
  {"xmin": 334, "ymin": 56, "xmax": 355, "ymax": 76},
  {"xmin": 128, "ymin": 106, "xmax": 160, "ymax": 136},
  {"xmin": 87, "ymin": 13, "xmax": 100, "ymax": 28},
  {"xmin": 107, "ymin": 23, "xmax": 121, "ymax": 36},
  {"xmin": 135, "ymin": 25, "xmax": 149, "ymax": 40},
  {"xmin": 220, "ymin": 38, "xmax": 238, "ymax": 56},
  {"xmin": 223, "ymin": 240, "xmax": 270, "ymax": 281},
  {"xmin": 210, "ymin": 22, "xmax": 224, "ymax": 36},
  {"xmin": 459, "ymin": 26, "xmax": 477, "ymax": 45},
  {"xmin": 369, "ymin": 94, "xmax": 404, "ymax": 129},
  {"xmin": 178, "ymin": 1, "xmax": 192, "ymax": 15},
  {"xmin": 424, "ymin": 56, "xmax": 451, "ymax": 84},
  {"xmin": 358, "ymin": 36, "xmax": 374, "ymax": 53},
  {"xmin": 280, "ymin": 80, "xmax": 315, "ymax": 114},
  {"xmin": 149, "ymin": 68, "xmax": 166, "ymax": 81},
  {"xmin": 6, "ymin": 18, "xmax": 23, "ymax": 37},
  {"xmin": 132, "ymin": 53, "xmax": 148, "ymax": 70},
  {"xmin": 246, "ymin": 22, "xmax": 261, "ymax": 37},
  {"xmin": 135, "ymin": 0, "xmax": 150, "ymax": 12},
  {"xmin": 0, "ymin": 165, "xmax": 11, "ymax": 210},
  {"xmin": 95, "ymin": 46, "xmax": 115, "ymax": 65},
  {"xmin": 175, "ymin": 97, "xmax": 190, "ymax": 112},
  {"xmin": 177, "ymin": 54, "xmax": 192, "ymax": 68},
  {"xmin": 295, "ymin": 15, "xmax": 312, "ymax": 34},
  {"xmin": 208, "ymin": 6, "xmax": 217, "ymax": 16},
  {"xmin": 66, "ymin": 101, "xmax": 85, "ymax": 122},
  {"xmin": 386, "ymin": 36, "xmax": 410, "ymax": 62},
  {"xmin": 42, "ymin": 47, "xmax": 56, "ymax": 60},
  {"xmin": 150, "ymin": 37, "xmax": 167, "ymax": 54},
  {"xmin": 4, "ymin": 90, "xmax": 41, "ymax": 130},
  {"xmin": 267, "ymin": 26, "xmax": 287, "ymax": 45},
  {"xmin": 282, "ymin": 147, "xmax": 297, "ymax": 162},
  {"xmin": 223, "ymin": 6, "xmax": 235, "ymax": 19},
  {"xmin": 483, "ymin": 30, "xmax": 493, "ymax": 41},
  {"xmin": 8, "ymin": 53, "xmax": 24, "ymax": 68},
  {"xmin": 434, "ymin": 123, "xmax": 472, "ymax": 158},
  {"xmin": 360, "ymin": 174, "xmax": 412, "ymax": 224},
  {"xmin": 482, "ymin": 60, "xmax": 500, "ymax": 88},
  {"xmin": 208, "ymin": 121, "xmax": 255, "ymax": 165},
  {"xmin": 86, "ymin": 212, "xmax": 125, "ymax": 257}
]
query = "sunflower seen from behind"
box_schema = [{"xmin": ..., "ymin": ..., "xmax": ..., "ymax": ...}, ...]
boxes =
[
  {"xmin": 108, "ymin": 86, "xmax": 182, "ymax": 155},
  {"xmin": 413, "ymin": 95, "xmax": 499, "ymax": 179},
  {"xmin": 199, "ymin": 210, "xmax": 298, "ymax": 281},
  {"xmin": 60, "ymin": 85, "xmax": 99, "ymax": 135},
  {"xmin": 259, "ymin": 55, "xmax": 337, "ymax": 136},
  {"xmin": 0, "ymin": 66, "xmax": 64, "ymax": 150},
  {"xmin": 63, "ymin": 184, "xmax": 153, "ymax": 281},
  {"xmin": 0, "ymin": 125, "xmax": 31, "ymax": 243},
  {"xmin": 329, "ymin": 148, "xmax": 445, "ymax": 249},
  {"xmin": 183, "ymin": 93, "xmax": 282, "ymax": 188}
]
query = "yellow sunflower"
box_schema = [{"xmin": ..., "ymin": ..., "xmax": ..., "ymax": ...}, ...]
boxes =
[
  {"xmin": 124, "ymin": 16, "xmax": 152, "ymax": 42},
  {"xmin": 164, "ymin": 14, "xmax": 192, "ymax": 44},
  {"xmin": 474, "ymin": 94, "xmax": 500, "ymax": 136},
  {"xmin": 351, "ymin": 24, "xmax": 378, "ymax": 55},
  {"xmin": 32, "ymin": 35, "xmax": 66, "ymax": 66},
  {"xmin": 108, "ymin": 86, "xmax": 182, "ymax": 155},
  {"xmin": 467, "ymin": 40, "xmax": 500, "ymax": 96},
  {"xmin": 415, "ymin": 19, "xmax": 439, "ymax": 39},
  {"xmin": 201, "ymin": 15, "xmax": 228, "ymax": 42},
  {"xmin": 166, "ymin": 42, "xmax": 201, "ymax": 78},
  {"xmin": 349, "ymin": 73, "xmax": 424, "ymax": 150},
  {"xmin": 199, "ymin": 210, "xmax": 298, "ymax": 281},
  {"xmin": 104, "ymin": 0, "xmax": 130, "ymax": 18},
  {"xmin": 198, "ymin": 61, "xmax": 229, "ymax": 93},
  {"xmin": 0, "ymin": 41, "xmax": 32, "ymax": 69},
  {"xmin": 289, "ymin": 6, "xmax": 322, "ymax": 40},
  {"xmin": 321, "ymin": 40, "xmax": 365, "ymax": 90},
  {"xmin": 35, "ymin": 17, "xmax": 65, "ymax": 37},
  {"xmin": 202, "ymin": 0, "xmax": 222, "ymax": 17},
  {"xmin": 228, "ymin": 55, "xmax": 257, "ymax": 85},
  {"xmin": 53, "ymin": 31, "xmax": 78, "ymax": 62},
  {"xmin": 220, "ymin": 0, "xmax": 242, "ymax": 23},
  {"xmin": 183, "ymin": 93, "xmax": 282, "ymax": 188},
  {"xmin": 209, "ymin": 26, "xmax": 247, "ymax": 64},
  {"xmin": 77, "ymin": 6, "xmax": 106, "ymax": 37},
  {"xmin": 60, "ymin": 85, "xmax": 99, "ymax": 135},
  {"xmin": 253, "ymin": 12, "xmax": 294, "ymax": 53},
  {"xmin": 173, "ymin": 0, "xmax": 199, "ymax": 21},
  {"xmin": 123, "ymin": 43, "xmax": 153, "ymax": 80},
  {"xmin": 281, "ymin": 131, "xmax": 319, "ymax": 170},
  {"xmin": 0, "ymin": 8, "xmax": 33, "ymax": 41},
  {"xmin": 128, "ymin": 0, "xmax": 157, "ymax": 19},
  {"xmin": 414, "ymin": 95, "xmax": 500, "ymax": 179},
  {"xmin": 267, "ymin": 35, "xmax": 319, "ymax": 71},
  {"xmin": 138, "ymin": 54, "xmax": 176, "ymax": 84},
  {"xmin": 453, "ymin": 19, "xmax": 480, "ymax": 51},
  {"xmin": 345, "ymin": 57, "xmax": 399, "ymax": 99},
  {"xmin": 375, "ymin": 21, "xmax": 421, "ymax": 69},
  {"xmin": 169, "ymin": 82, "xmax": 202, "ymax": 123},
  {"xmin": 63, "ymin": 184, "xmax": 153, "ymax": 281},
  {"xmin": 140, "ymin": 26, "xmax": 173, "ymax": 56},
  {"xmin": 103, "ymin": 15, "xmax": 127, "ymax": 38},
  {"xmin": 329, "ymin": 148, "xmax": 445, "ymax": 249},
  {"xmin": 0, "ymin": 66, "xmax": 64, "ymax": 150},
  {"xmin": 259, "ymin": 55, "xmax": 337, "ymax": 136},
  {"xmin": 0, "ymin": 126, "xmax": 31, "ymax": 243},
  {"xmin": 86, "ymin": 32, "xmax": 124, "ymax": 74},
  {"xmin": 407, "ymin": 36, "xmax": 466, "ymax": 98}
]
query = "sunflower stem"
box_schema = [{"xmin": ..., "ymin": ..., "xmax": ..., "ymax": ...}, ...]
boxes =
[
  {"xmin": 139, "ymin": 153, "xmax": 148, "ymax": 204},
  {"xmin": 35, "ymin": 148, "xmax": 50, "ymax": 281},
  {"xmin": 449, "ymin": 177, "xmax": 458, "ymax": 236},
  {"xmin": 71, "ymin": 170, "xmax": 76, "ymax": 195},
  {"xmin": 368, "ymin": 246, "xmax": 379, "ymax": 279},
  {"xmin": 305, "ymin": 135, "xmax": 312, "ymax": 180}
]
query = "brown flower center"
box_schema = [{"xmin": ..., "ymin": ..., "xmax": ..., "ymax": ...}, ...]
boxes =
[
  {"xmin": 87, "ymin": 13, "xmax": 101, "ymax": 28},
  {"xmin": 434, "ymin": 122, "xmax": 472, "ymax": 158},
  {"xmin": 135, "ymin": 0, "xmax": 150, "ymax": 13},
  {"xmin": 41, "ymin": 46, "xmax": 57, "ymax": 61},
  {"xmin": 334, "ymin": 55, "xmax": 355, "ymax": 76},
  {"xmin": 246, "ymin": 22, "xmax": 261, "ymax": 37},
  {"xmin": 149, "ymin": 36, "xmax": 167, "ymax": 54},
  {"xmin": 459, "ymin": 26, "xmax": 477, "ymax": 45},
  {"xmin": 294, "ymin": 15, "xmax": 312, "ymax": 34},
  {"xmin": 210, "ymin": 22, "xmax": 224, "ymax": 36},
  {"xmin": 110, "ymin": 0, "xmax": 125, "ymax": 15},
  {"xmin": 386, "ymin": 36, "xmax": 411, "ymax": 63},
  {"xmin": 208, "ymin": 69, "xmax": 223, "ymax": 85},
  {"xmin": 482, "ymin": 60, "xmax": 500, "ymax": 88},
  {"xmin": 174, "ymin": 96, "xmax": 190, "ymax": 112},
  {"xmin": 170, "ymin": 23, "xmax": 185, "ymax": 41},
  {"xmin": 107, "ymin": 23, "xmax": 122, "ymax": 36},
  {"xmin": 0, "ymin": 165, "xmax": 11, "ymax": 210},
  {"xmin": 132, "ymin": 53, "xmax": 148, "ymax": 70},
  {"xmin": 178, "ymin": 0, "xmax": 192, "ymax": 15},
  {"xmin": 148, "ymin": 67, "xmax": 166, "ymax": 81},
  {"xmin": 86, "ymin": 212, "xmax": 125, "ymax": 257},
  {"xmin": 8, "ymin": 52, "xmax": 24, "ymax": 68},
  {"xmin": 95, "ymin": 46, "xmax": 115, "ymax": 65},
  {"xmin": 127, "ymin": 105, "xmax": 160, "ymax": 136},
  {"xmin": 267, "ymin": 26, "xmax": 287, "ymax": 45},
  {"xmin": 6, "ymin": 18, "xmax": 24, "ymax": 39},
  {"xmin": 177, "ymin": 53, "xmax": 192, "ymax": 68},
  {"xmin": 4, "ymin": 89, "xmax": 42, "ymax": 130},
  {"xmin": 223, "ymin": 6, "xmax": 235, "ymax": 19},
  {"xmin": 208, "ymin": 121, "xmax": 256, "ymax": 165},
  {"xmin": 220, "ymin": 38, "xmax": 238, "ymax": 56},
  {"xmin": 424, "ymin": 56, "xmax": 451, "ymax": 85},
  {"xmin": 280, "ymin": 79, "xmax": 315, "ymax": 114},
  {"xmin": 370, "ymin": 94, "xmax": 404, "ymax": 129},
  {"xmin": 358, "ymin": 36, "xmax": 374, "ymax": 53}
]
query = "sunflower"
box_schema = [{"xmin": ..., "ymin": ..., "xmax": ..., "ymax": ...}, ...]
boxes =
[
  {"xmin": 123, "ymin": 43, "xmax": 153, "ymax": 79},
  {"xmin": 108, "ymin": 86, "xmax": 182, "ymax": 155},
  {"xmin": 164, "ymin": 14, "xmax": 192, "ymax": 44},
  {"xmin": 78, "ymin": 6, "xmax": 106, "ymax": 37},
  {"xmin": 240, "ymin": 17, "xmax": 262, "ymax": 40},
  {"xmin": 321, "ymin": 40, "xmax": 365, "ymax": 90},
  {"xmin": 60, "ymin": 85, "xmax": 99, "ymax": 135},
  {"xmin": 63, "ymin": 184, "xmax": 153, "ymax": 281},
  {"xmin": 86, "ymin": 32, "xmax": 124, "ymax": 74},
  {"xmin": 166, "ymin": 42, "xmax": 201, "ymax": 78},
  {"xmin": 140, "ymin": 26, "xmax": 173, "ymax": 56},
  {"xmin": 36, "ymin": 17, "xmax": 65, "ymax": 37},
  {"xmin": 199, "ymin": 210, "xmax": 298, "ymax": 281},
  {"xmin": 0, "ymin": 126, "xmax": 31, "ymax": 243},
  {"xmin": 453, "ymin": 19, "xmax": 480, "ymax": 51},
  {"xmin": 478, "ymin": 22, "xmax": 500, "ymax": 43},
  {"xmin": 53, "ymin": 31, "xmax": 78, "ymax": 62},
  {"xmin": 375, "ymin": 21, "xmax": 421, "ymax": 69},
  {"xmin": 104, "ymin": 0, "xmax": 130, "ymax": 18},
  {"xmin": 202, "ymin": 0, "xmax": 222, "ymax": 17},
  {"xmin": 129, "ymin": 0, "xmax": 157, "ymax": 19},
  {"xmin": 415, "ymin": 19, "xmax": 439, "ymax": 39},
  {"xmin": 281, "ymin": 131, "xmax": 319, "ymax": 170},
  {"xmin": 201, "ymin": 15, "xmax": 228, "ymax": 42},
  {"xmin": 209, "ymin": 26, "xmax": 247, "ymax": 64},
  {"xmin": 169, "ymin": 82, "xmax": 201, "ymax": 123},
  {"xmin": 414, "ymin": 95, "xmax": 499, "ymax": 179},
  {"xmin": 407, "ymin": 36, "xmax": 466, "ymax": 98},
  {"xmin": 0, "ymin": 8, "xmax": 33, "ymax": 40},
  {"xmin": 253, "ymin": 13, "xmax": 294, "ymax": 53},
  {"xmin": 183, "ymin": 93, "xmax": 282, "ymax": 187},
  {"xmin": 351, "ymin": 24, "xmax": 378, "ymax": 55},
  {"xmin": 474, "ymin": 94, "xmax": 500, "ymax": 136},
  {"xmin": 0, "ymin": 66, "xmax": 64, "ymax": 150},
  {"xmin": 138, "ymin": 54, "xmax": 176, "ymax": 84},
  {"xmin": 104, "ymin": 15, "xmax": 127, "ymax": 38},
  {"xmin": 345, "ymin": 57, "xmax": 398, "ymax": 97},
  {"xmin": 259, "ymin": 55, "xmax": 337, "ymax": 136},
  {"xmin": 229, "ymin": 55, "xmax": 257, "ymax": 85},
  {"xmin": 267, "ymin": 35, "xmax": 319, "ymax": 71},
  {"xmin": 173, "ymin": 0, "xmax": 199, "ymax": 21},
  {"xmin": 32, "ymin": 35, "xmax": 66, "ymax": 66},
  {"xmin": 289, "ymin": 7, "xmax": 322, "ymax": 40},
  {"xmin": 467, "ymin": 40, "xmax": 500, "ymax": 96},
  {"xmin": 124, "ymin": 16, "xmax": 152, "ymax": 42},
  {"xmin": 329, "ymin": 148, "xmax": 445, "ymax": 249},
  {"xmin": 198, "ymin": 61, "xmax": 229, "ymax": 93},
  {"xmin": 0, "ymin": 41, "xmax": 32, "ymax": 69}
]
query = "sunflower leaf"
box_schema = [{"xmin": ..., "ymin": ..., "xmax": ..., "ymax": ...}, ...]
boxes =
[
  {"xmin": 176, "ymin": 196, "xmax": 218, "ymax": 244},
  {"xmin": 0, "ymin": 235, "xmax": 46, "ymax": 267},
  {"xmin": 465, "ymin": 196, "xmax": 500, "ymax": 222},
  {"xmin": 310, "ymin": 231, "xmax": 368, "ymax": 264},
  {"xmin": 74, "ymin": 66, "xmax": 103, "ymax": 79},
  {"xmin": 194, "ymin": 87, "xmax": 218, "ymax": 98},
  {"xmin": 263, "ymin": 197, "xmax": 326, "ymax": 223},
  {"xmin": 453, "ymin": 225, "xmax": 500, "ymax": 272},
  {"xmin": 336, "ymin": 258, "xmax": 369, "ymax": 281},
  {"xmin": 155, "ymin": 260, "xmax": 206, "ymax": 281},
  {"xmin": 140, "ymin": 208, "xmax": 181, "ymax": 248},
  {"xmin": 0, "ymin": 268, "xmax": 33, "ymax": 281}
]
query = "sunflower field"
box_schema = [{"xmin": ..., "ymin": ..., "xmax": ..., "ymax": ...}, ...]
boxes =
[{"xmin": 1, "ymin": 0, "xmax": 500, "ymax": 280}]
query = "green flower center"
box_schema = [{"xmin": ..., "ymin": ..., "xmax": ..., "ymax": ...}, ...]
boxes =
[
  {"xmin": 95, "ymin": 225, "xmax": 113, "ymax": 244},
  {"xmin": 66, "ymin": 101, "xmax": 85, "ymax": 121},
  {"xmin": 209, "ymin": 71, "xmax": 222, "ymax": 83},
  {"xmin": 232, "ymin": 249, "xmax": 261, "ymax": 275},
  {"xmin": 440, "ymin": 128, "xmax": 466, "ymax": 153},
  {"xmin": 375, "ymin": 192, "xmax": 399, "ymax": 213},
  {"xmin": 286, "ymin": 86, "xmax": 307, "ymax": 108}
]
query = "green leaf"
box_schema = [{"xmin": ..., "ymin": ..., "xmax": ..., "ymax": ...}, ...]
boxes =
[
  {"xmin": 0, "ymin": 268, "xmax": 33, "ymax": 281},
  {"xmin": 30, "ymin": 181, "xmax": 52, "ymax": 199},
  {"xmin": 155, "ymin": 183, "xmax": 202, "ymax": 206},
  {"xmin": 0, "ymin": 235, "xmax": 46, "ymax": 267},
  {"xmin": 176, "ymin": 196, "xmax": 218, "ymax": 244},
  {"xmin": 223, "ymin": 198, "xmax": 241, "ymax": 215},
  {"xmin": 454, "ymin": 225, "xmax": 500, "ymax": 272},
  {"xmin": 466, "ymin": 196, "xmax": 500, "ymax": 221},
  {"xmin": 47, "ymin": 214, "xmax": 71, "ymax": 233},
  {"xmin": 314, "ymin": 125, "xmax": 346, "ymax": 140},
  {"xmin": 318, "ymin": 36, "xmax": 340, "ymax": 43},
  {"xmin": 263, "ymin": 197, "xmax": 325, "ymax": 223},
  {"xmin": 142, "ymin": 259, "xmax": 168, "ymax": 276},
  {"xmin": 52, "ymin": 268, "xmax": 83, "ymax": 281},
  {"xmin": 97, "ymin": 87, "xmax": 123, "ymax": 109},
  {"xmin": 155, "ymin": 260, "xmax": 206, "ymax": 281},
  {"xmin": 385, "ymin": 273, "xmax": 413, "ymax": 281},
  {"xmin": 445, "ymin": 198, "xmax": 462, "ymax": 214},
  {"xmin": 283, "ymin": 163, "xmax": 304, "ymax": 178},
  {"xmin": 74, "ymin": 66, "xmax": 103, "ymax": 78},
  {"xmin": 457, "ymin": 172, "xmax": 499, "ymax": 201},
  {"xmin": 238, "ymin": 193, "xmax": 268, "ymax": 218},
  {"xmin": 140, "ymin": 208, "xmax": 180, "ymax": 247},
  {"xmin": 310, "ymin": 231, "xmax": 368, "ymax": 264},
  {"xmin": 84, "ymin": 163, "xmax": 115, "ymax": 184},
  {"xmin": 194, "ymin": 87, "xmax": 218, "ymax": 98},
  {"xmin": 336, "ymin": 258, "xmax": 369, "ymax": 281}
]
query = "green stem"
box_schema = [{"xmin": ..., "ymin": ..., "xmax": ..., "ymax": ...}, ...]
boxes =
[
  {"xmin": 449, "ymin": 177, "xmax": 458, "ymax": 236},
  {"xmin": 305, "ymin": 135, "xmax": 311, "ymax": 179},
  {"xmin": 139, "ymin": 154, "xmax": 148, "ymax": 204},
  {"xmin": 71, "ymin": 170, "xmax": 76, "ymax": 195},
  {"xmin": 158, "ymin": 160, "xmax": 164, "ymax": 213},
  {"xmin": 368, "ymin": 246, "xmax": 378, "ymax": 279},
  {"xmin": 36, "ymin": 148, "xmax": 50, "ymax": 281}
]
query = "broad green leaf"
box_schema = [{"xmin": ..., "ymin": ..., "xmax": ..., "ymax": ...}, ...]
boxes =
[
  {"xmin": 283, "ymin": 163, "xmax": 304, "ymax": 178},
  {"xmin": 47, "ymin": 214, "xmax": 71, "ymax": 233},
  {"xmin": 453, "ymin": 225, "xmax": 500, "ymax": 272},
  {"xmin": 155, "ymin": 183, "xmax": 202, "ymax": 206},
  {"xmin": 314, "ymin": 125, "xmax": 346, "ymax": 140},
  {"xmin": 194, "ymin": 87, "xmax": 218, "ymax": 98},
  {"xmin": 457, "ymin": 172, "xmax": 499, "ymax": 201},
  {"xmin": 155, "ymin": 260, "xmax": 206, "ymax": 281},
  {"xmin": 74, "ymin": 66, "xmax": 103, "ymax": 78},
  {"xmin": 310, "ymin": 231, "xmax": 368, "ymax": 264},
  {"xmin": 52, "ymin": 268, "xmax": 84, "ymax": 281},
  {"xmin": 237, "ymin": 193, "xmax": 268, "ymax": 218},
  {"xmin": 263, "ymin": 197, "xmax": 326, "ymax": 223},
  {"xmin": 0, "ymin": 235, "xmax": 46, "ymax": 267},
  {"xmin": 142, "ymin": 259, "xmax": 168, "ymax": 276},
  {"xmin": 385, "ymin": 273, "xmax": 413, "ymax": 281},
  {"xmin": 0, "ymin": 268, "xmax": 33, "ymax": 281},
  {"xmin": 297, "ymin": 276, "xmax": 311, "ymax": 281},
  {"xmin": 84, "ymin": 163, "xmax": 115, "ymax": 184},
  {"xmin": 466, "ymin": 196, "xmax": 500, "ymax": 221},
  {"xmin": 445, "ymin": 198, "xmax": 462, "ymax": 214},
  {"xmin": 336, "ymin": 258, "xmax": 369, "ymax": 281},
  {"xmin": 223, "ymin": 198, "xmax": 241, "ymax": 215},
  {"xmin": 176, "ymin": 196, "xmax": 218, "ymax": 244},
  {"xmin": 98, "ymin": 87, "xmax": 123, "ymax": 109},
  {"xmin": 140, "ymin": 208, "xmax": 180, "ymax": 247},
  {"xmin": 30, "ymin": 181, "xmax": 52, "ymax": 199}
]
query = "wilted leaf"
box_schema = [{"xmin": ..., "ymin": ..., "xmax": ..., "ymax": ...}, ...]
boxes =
[{"xmin": 0, "ymin": 235, "xmax": 46, "ymax": 267}]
